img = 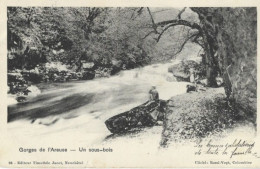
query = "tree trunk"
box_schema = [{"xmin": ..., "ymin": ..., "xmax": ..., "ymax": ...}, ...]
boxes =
[
  {"xmin": 206, "ymin": 66, "xmax": 218, "ymax": 87},
  {"xmin": 201, "ymin": 30, "xmax": 218, "ymax": 87}
]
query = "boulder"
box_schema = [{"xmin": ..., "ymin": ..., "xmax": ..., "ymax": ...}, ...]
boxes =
[
  {"xmin": 186, "ymin": 84, "xmax": 197, "ymax": 93},
  {"xmin": 81, "ymin": 70, "xmax": 95, "ymax": 80},
  {"xmin": 8, "ymin": 72, "xmax": 29, "ymax": 95},
  {"xmin": 166, "ymin": 76, "xmax": 176, "ymax": 82},
  {"xmin": 95, "ymin": 67, "xmax": 112, "ymax": 78},
  {"xmin": 197, "ymin": 79, "xmax": 208, "ymax": 86},
  {"xmin": 8, "ymin": 72, "xmax": 24, "ymax": 83},
  {"xmin": 111, "ymin": 59, "xmax": 123, "ymax": 75},
  {"xmin": 105, "ymin": 100, "xmax": 167, "ymax": 134},
  {"xmin": 23, "ymin": 71, "xmax": 43, "ymax": 83},
  {"xmin": 174, "ymin": 72, "xmax": 190, "ymax": 82},
  {"xmin": 168, "ymin": 60, "xmax": 202, "ymax": 82},
  {"xmin": 16, "ymin": 95, "xmax": 27, "ymax": 102}
]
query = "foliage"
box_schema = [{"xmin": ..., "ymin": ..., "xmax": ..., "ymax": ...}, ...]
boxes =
[
  {"xmin": 7, "ymin": 7, "xmax": 156, "ymax": 72},
  {"xmin": 161, "ymin": 89, "xmax": 248, "ymax": 147},
  {"xmin": 8, "ymin": 7, "xmax": 200, "ymax": 72}
]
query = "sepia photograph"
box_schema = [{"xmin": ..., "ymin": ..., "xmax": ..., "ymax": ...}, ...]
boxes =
[{"xmin": 1, "ymin": 2, "xmax": 259, "ymax": 167}]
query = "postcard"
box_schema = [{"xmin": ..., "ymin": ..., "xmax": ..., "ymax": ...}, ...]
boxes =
[{"xmin": 0, "ymin": 0, "xmax": 259, "ymax": 168}]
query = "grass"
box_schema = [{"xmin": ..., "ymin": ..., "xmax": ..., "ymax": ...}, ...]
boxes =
[{"xmin": 160, "ymin": 87, "xmax": 256, "ymax": 147}]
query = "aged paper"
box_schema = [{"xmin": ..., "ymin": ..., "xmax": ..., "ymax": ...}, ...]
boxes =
[{"xmin": 0, "ymin": 0, "xmax": 259, "ymax": 168}]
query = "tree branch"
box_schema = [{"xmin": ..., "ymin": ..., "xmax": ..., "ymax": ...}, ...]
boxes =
[
  {"xmin": 152, "ymin": 9, "xmax": 173, "ymax": 14},
  {"xmin": 144, "ymin": 8, "xmax": 204, "ymax": 57},
  {"xmin": 193, "ymin": 34, "xmax": 204, "ymax": 48},
  {"xmin": 131, "ymin": 7, "xmax": 144, "ymax": 20},
  {"xmin": 157, "ymin": 19, "xmax": 202, "ymax": 31},
  {"xmin": 142, "ymin": 30, "xmax": 156, "ymax": 40},
  {"xmin": 156, "ymin": 23, "xmax": 176, "ymax": 42},
  {"xmin": 137, "ymin": 7, "xmax": 144, "ymax": 15},
  {"xmin": 172, "ymin": 32, "xmax": 199, "ymax": 57},
  {"xmin": 147, "ymin": 7, "xmax": 158, "ymax": 34},
  {"xmin": 177, "ymin": 7, "xmax": 186, "ymax": 20},
  {"xmin": 156, "ymin": 20, "xmax": 201, "ymax": 42}
]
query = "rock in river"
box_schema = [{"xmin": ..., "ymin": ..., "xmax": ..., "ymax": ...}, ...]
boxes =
[{"xmin": 105, "ymin": 100, "xmax": 167, "ymax": 134}]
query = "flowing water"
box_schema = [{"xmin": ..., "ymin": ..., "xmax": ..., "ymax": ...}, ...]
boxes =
[
  {"xmin": 5, "ymin": 57, "xmax": 255, "ymax": 165},
  {"xmin": 7, "ymin": 59, "xmax": 191, "ymax": 147},
  {"xmin": 4, "ymin": 45, "xmax": 257, "ymax": 167}
]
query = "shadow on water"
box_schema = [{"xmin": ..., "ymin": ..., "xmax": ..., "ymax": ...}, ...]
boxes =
[
  {"xmin": 104, "ymin": 126, "xmax": 154, "ymax": 141},
  {"xmin": 31, "ymin": 118, "xmax": 60, "ymax": 126},
  {"xmin": 8, "ymin": 93, "xmax": 95, "ymax": 122},
  {"xmin": 11, "ymin": 89, "xmax": 74, "ymax": 108}
]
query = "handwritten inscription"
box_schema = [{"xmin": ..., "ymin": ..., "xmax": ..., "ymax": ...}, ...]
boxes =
[{"xmin": 194, "ymin": 139, "xmax": 259, "ymax": 159}]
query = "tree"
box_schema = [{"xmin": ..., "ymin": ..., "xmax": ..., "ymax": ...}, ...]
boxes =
[
  {"xmin": 7, "ymin": 7, "xmax": 153, "ymax": 73},
  {"xmin": 143, "ymin": 7, "xmax": 219, "ymax": 87},
  {"xmin": 99, "ymin": 8, "xmax": 152, "ymax": 68}
]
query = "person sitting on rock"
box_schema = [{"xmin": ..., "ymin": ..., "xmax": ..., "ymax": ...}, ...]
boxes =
[
  {"xmin": 190, "ymin": 68, "xmax": 199, "ymax": 84},
  {"xmin": 149, "ymin": 86, "xmax": 159, "ymax": 101},
  {"xmin": 189, "ymin": 68, "xmax": 195, "ymax": 83}
]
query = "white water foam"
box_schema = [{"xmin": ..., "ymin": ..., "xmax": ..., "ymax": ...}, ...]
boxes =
[{"xmin": 7, "ymin": 59, "xmax": 191, "ymax": 147}]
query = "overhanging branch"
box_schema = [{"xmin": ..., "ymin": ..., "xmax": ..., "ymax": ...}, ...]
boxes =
[
  {"xmin": 157, "ymin": 19, "xmax": 202, "ymax": 31},
  {"xmin": 172, "ymin": 32, "xmax": 200, "ymax": 57},
  {"xmin": 144, "ymin": 7, "xmax": 204, "ymax": 57},
  {"xmin": 156, "ymin": 23, "xmax": 176, "ymax": 42},
  {"xmin": 147, "ymin": 7, "xmax": 159, "ymax": 34},
  {"xmin": 142, "ymin": 30, "xmax": 156, "ymax": 39}
]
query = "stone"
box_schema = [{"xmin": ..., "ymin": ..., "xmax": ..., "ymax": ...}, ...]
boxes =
[
  {"xmin": 198, "ymin": 79, "xmax": 208, "ymax": 86},
  {"xmin": 16, "ymin": 95, "xmax": 27, "ymax": 102},
  {"xmin": 81, "ymin": 71, "xmax": 95, "ymax": 80},
  {"xmin": 186, "ymin": 84, "xmax": 197, "ymax": 93},
  {"xmin": 105, "ymin": 100, "xmax": 167, "ymax": 134},
  {"xmin": 168, "ymin": 60, "xmax": 204, "ymax": 82}
]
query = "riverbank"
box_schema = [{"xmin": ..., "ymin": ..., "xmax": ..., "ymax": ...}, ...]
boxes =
[
  {"xmin": 100, "ymin": 86, "xmax": 256, "ymax": 150},
  {"xmin": 160, "ymin": 87, "xmax": 256, "ymax": 147}
]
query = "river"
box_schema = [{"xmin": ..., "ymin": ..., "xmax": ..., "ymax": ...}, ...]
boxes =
[
  {"xmin": 7, "ymin": 59, "xmax": 192, "ymax": 149},
  {"xmin": 5, "ymin": 57, "xmax": 255, "ymax": 165}
]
